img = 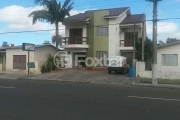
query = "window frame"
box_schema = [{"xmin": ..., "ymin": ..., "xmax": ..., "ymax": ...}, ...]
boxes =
[
  {"xmin": 96, "ymin": 27, "xmax": 108, "ymax": 37},
  {"xmin": 162, "ymin": 54, "xmax": 178, "ymax": 66},
  {"xmin": 13, "ymin": 55, "xmax": 26, "ymax": 69},
  {"xmin": 96, "ymin": 51, "xmax": 108, "ymax": 67}
]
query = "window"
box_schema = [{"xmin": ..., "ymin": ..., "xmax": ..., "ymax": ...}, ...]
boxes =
[
  {"xmin": 96, "ymin": 27, "xmax": 108, "ymax": 37},
  {"xmin": 69, "ymin": 29, "xmax": 83, "ymax": 44},
  {"xmin": 125, "ymin": 32, "xmax": 138, "ymax": 40},
  {"xmin": 96, "ymin": 51, "xmax": 108, "ymax": 67},
  {"xmin": 13, "ymin": 55, "xmax": 26, "ymax": 69},
  {"xmin": 162, "ymin": 54, "xmax": 178, "ymax": 66}
]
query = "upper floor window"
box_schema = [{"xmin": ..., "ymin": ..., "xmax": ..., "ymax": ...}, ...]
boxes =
[
  {"xmin": 125, "ymin": 32, "xmax": 138, "ymax": 40},
  {"xmin": 96, "ymin": 27, "xmax": 108, "ymax": 37}
]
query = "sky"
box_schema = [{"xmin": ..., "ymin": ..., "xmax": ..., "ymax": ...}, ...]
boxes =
[{"xmin": 0, "ymin": 0, "xmax": 180, "ymax": 46}]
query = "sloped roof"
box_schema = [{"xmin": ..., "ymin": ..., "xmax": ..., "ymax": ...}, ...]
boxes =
[
  {"xmin": 0, "ymin": 45, "xmax": 58, "ymax": 50},
  {"xmin": 158, "ymin": 41, "xmax": 180, "ymax": 48},
  {"xmin": 64, "ymin": 13, "xmax": 88, "ymax": 21},
  {"xmin": 121, "ymin": 14, "xmax": 145, "ymax": 24},
  {"xmin": 64, "ymin": 7, "xmax": 129, "ymax": 21},
  {"xmin": 6, "ymin": 45, "xmax": 55, "ymax": 49}
]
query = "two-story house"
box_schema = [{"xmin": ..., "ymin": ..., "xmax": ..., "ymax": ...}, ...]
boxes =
[{"xmin": 62, "ymin": 7, "xmax": 146, "ymax": 68}]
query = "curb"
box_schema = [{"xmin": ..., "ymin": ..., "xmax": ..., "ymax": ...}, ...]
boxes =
[
  {"xmin": 17, "ymin": 77, "xmax": 128, "ymax": 86},
  {"xmin": 17, "ymin": 77, "xmax": 91, "ymax": 83},
  {"xmin": 2, "ymin": 77, "xmax": 180, "ymax": 89},
  {"xmin": 134, "ymin": 83, "xmax": 180, "ymax": 89}
]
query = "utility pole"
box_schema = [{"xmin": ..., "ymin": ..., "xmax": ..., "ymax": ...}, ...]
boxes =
[
  {"xmin": 133, "ymin": 23, "xmax": 136, "ymax": 67},
  {"xmin": 133, "ymin": 24, "xmax": 136, "ymax": 59},
  {"xmin": 147, "ymin": 0, "xmax": 161, "ymax": 85},
  {"xmin": 142, "ymin": 21, "xmax": 144, "ymax": 62}
]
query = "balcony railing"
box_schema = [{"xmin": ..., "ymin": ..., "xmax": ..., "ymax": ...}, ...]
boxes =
[
  {"xmin": 120, "ymin": 40, "xmax": 134, "ymax": 47},
  {"xmin": 63, "ymin": 37, "xmax": 88, "ymax": 45}
]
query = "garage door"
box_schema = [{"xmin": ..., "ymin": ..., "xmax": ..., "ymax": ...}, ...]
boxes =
[
  {"xmin": 13, "ymin": 55, "xmax": 26, "ymax": 69},
  {"xmin": 121, "ymin": 52, "xmax": 133, "ymax": 67}
]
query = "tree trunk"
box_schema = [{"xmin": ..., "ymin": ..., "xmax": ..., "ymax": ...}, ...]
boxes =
[{"xmin": 55, "ymin": 22, "xmax": 59, "ymax": 52}]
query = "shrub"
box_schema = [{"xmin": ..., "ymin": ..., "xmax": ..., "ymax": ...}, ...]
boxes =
[
  {"xmin": 41, "ymin": 64, "xmax": 47, "ymax": 73},
  {"xmin": 41, "ymin": 54, "xmax": 58, "ymax": 73}
]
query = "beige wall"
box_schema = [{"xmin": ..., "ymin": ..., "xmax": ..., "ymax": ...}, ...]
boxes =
[
  {"xmin": 34, "ymin": 46, "xmax": 57, "ymax": 61},
  {"xmin": 0, "ymin": 64, "xmax": 2, "ymax": 71},
  {"xmin": 6, "ymin": 46, "xmax": 57, "ymax": 74},
  {"xmin": 157, "ymin": 44, "xmax": 180, "ymax": 72},
  {"xmin": 136, "ymin": 44, "xmax": 180, "ymax": 80},
  {"xmin": 6, "ymin": 48, "xmax": 34, "ymax": 71}
]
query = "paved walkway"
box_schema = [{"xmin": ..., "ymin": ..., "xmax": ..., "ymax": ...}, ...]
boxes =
[
  {"xmin": 0, "ymin": 73, "xmax": 27, "ymax": 79},
  {"xmin": 19, "ymin": 68, "xmax": 138, "ymax": 85}
]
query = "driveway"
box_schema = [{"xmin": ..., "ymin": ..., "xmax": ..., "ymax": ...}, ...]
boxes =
[{"xmin": 20, "ymin": 68, "xmax": 138, "ymax": 85}]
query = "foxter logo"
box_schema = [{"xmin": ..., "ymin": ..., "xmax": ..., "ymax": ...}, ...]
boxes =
[{"xmin": 53, "ymin": 51, "xmax": 72, "ymax": 69}]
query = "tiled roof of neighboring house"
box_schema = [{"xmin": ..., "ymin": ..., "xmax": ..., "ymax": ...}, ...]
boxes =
[
  {"xmin": 6, "ymin": 45, "xmax": 54, "ymax": 49},
  {"xmin": 64, "ymin": 7, "xmax": 129, "ymax": 21},
  {"xmin": 158, "ymin": 41, "xmax": 180, "ymax": 48},
  {"xmin": 121, "ymin": 14, "xmax": 145, "ymax": 24},
  {"xmin": 0, "ymin": 45, "xmax": 64, "ymax": 51}
]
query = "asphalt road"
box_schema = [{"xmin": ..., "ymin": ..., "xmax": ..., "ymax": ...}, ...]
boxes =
[{"xmin": 0, "ymin": 79, "xmax": 180, "ymax": 120}]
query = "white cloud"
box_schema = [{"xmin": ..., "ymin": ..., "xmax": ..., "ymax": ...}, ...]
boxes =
[
  {"xmin": 0, "ymin": 5, "xmax": 86, "ymax": 37},
  {"xmin": 146, "ymin": 21, "xmax": 180, "ymax": 41}
]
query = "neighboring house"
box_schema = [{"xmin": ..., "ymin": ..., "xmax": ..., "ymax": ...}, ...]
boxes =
[
  {"xmin": 62, "ymin": 7, "xmax": 146, "ymax": 68},
  {"xmin": 136, "ymin": 41, "xmax": 180, "ymax": 79},
  {"xmin": 0, "ymin": 45, "xmax": 57, "ymax": 74},
  {"xmin": 157, "ymin": 41, "xmax": 180, "ymax": 79}
]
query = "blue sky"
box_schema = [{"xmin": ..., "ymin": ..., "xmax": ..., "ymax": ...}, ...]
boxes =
[{"xmin": 0, "ymin": 0, "xmax": 180, "ymax": 46}]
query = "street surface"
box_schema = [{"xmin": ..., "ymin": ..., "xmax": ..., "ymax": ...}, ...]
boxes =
[{"xmin": 0, "ymin": 79, "xmax": 180, "ymax": 120}]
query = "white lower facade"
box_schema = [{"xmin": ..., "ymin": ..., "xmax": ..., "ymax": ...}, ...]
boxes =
[{"xmin": 65, "ymin": 48, "xmax": 87, "ymax": 68}]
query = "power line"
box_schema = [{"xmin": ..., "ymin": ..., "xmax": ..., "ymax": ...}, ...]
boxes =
[
  {"xmin": 146, "ymin": 17, "xmax": 180, "ymax": 21},
  {"xmin": 137, "ymin": 1, "xmax": 150, "ymax": 22},
  {"xmin": 0, "ymin": 29, "xmax": 64, "ymax": 34},
  {"xmin": 146, "ymin": 2, "xmax": 152, "ymax": 17}
]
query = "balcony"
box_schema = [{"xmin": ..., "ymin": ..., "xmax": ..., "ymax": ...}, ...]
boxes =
[
  {"xmin": 119, "ymin": 40, "xmax": 134, "ymax": 50},
  {"xmin": 62, "ymin": 37, "xmax": 89, "ymax": 49},
  {"xmin": 120, "ymin": 40, "xmax": 134, "ymax": 47}
]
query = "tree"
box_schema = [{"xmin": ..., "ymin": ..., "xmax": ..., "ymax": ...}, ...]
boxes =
[
  {"xmin": 52, "ymin": 35, "xmax": 63, "ymax": 49},
  {"xmin": 166, "ymin": 38, "xmax": 180, "ymax": 44},
  {"xmin": 136, "ymin": 37, "xmax": 153, "ymax": 62},
  {"xmin": 29, "ymin": 0, "xmax": 74, "ymax": 51},
  {"xmin": 158, "ymin": 38, "xmax": 180, "ymax": 46},
  {"xmin": 157, "ymin": 40, "xmax": 165, "ymax": 45}
]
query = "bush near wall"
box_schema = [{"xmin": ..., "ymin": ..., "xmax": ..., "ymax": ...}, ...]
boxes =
[{"xmin": 41, "ymin": 54, "xmax": 58, "ymax": 73}]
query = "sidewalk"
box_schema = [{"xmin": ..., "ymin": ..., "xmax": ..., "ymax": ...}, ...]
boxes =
[
  {"xmin": 0, "ymin": 73, "xmax": 27, "ymax": 79},
  {"xmin": 134, "ymin": 83, "xmax": 180, "ymax": 89},
  {"xmin": 1, "ymin": 69, "xmax": 180, "ymax": 89},
  {"xmin": 18, "ymin": 68, "xmax": 139, "ymax": 85}
]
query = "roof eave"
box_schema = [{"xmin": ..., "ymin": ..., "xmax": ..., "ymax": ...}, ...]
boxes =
[
  {"xmin": 157, "ymin": 42, "xmax": 180, "ymax": 48},
  {"xmin": 103, "ymin": 16, "xmax": 119, "ymax": 19},
  {"xmin": 120, "ymin": 23, "xmax": 142, "ymax": 27}
]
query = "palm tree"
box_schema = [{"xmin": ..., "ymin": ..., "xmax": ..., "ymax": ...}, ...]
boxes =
[
  {"xmin": 29, "ymin": 0, "xmax": 74, "ymax": 51},
  {"xmin": 52, "ymin": 35, "xmax": 63, "ymax": 50}
]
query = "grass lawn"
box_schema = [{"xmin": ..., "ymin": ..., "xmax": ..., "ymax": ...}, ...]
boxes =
[{"xmin": 140, "ymin": 78, "xmax": 180, "ymax": 85}]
